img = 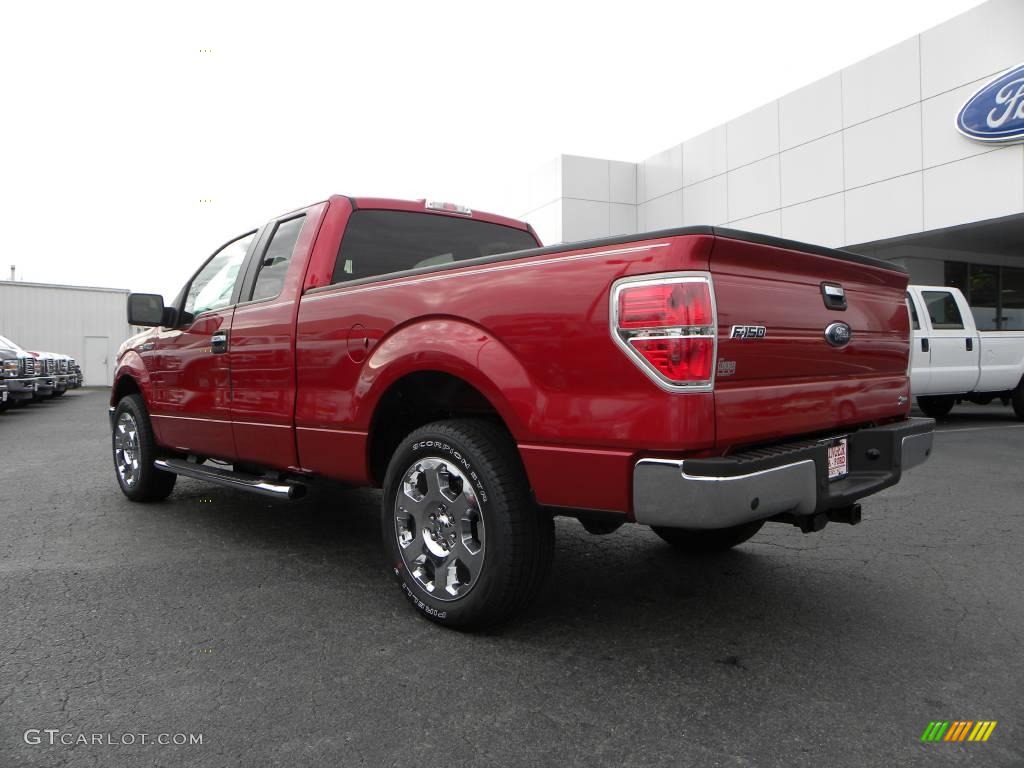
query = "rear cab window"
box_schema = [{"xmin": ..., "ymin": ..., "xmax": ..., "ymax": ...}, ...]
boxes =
[
  {"xmin": 922, "ymin": 290, "xmax": 965, "ymax": 330},
  {"xmin": 332, "ymin": 211, "xmax": 538, "ymax": 284},
  {"xmin": 250, "ymin": 215, "xmax": 305, "ymax": 302}
]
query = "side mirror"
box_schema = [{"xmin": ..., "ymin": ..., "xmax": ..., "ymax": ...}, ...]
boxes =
[{"xmin": 127, "ymin": 293, "xmax": 166, "ymax": 327}]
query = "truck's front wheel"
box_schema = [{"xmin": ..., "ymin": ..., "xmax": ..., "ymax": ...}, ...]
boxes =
[
  {"xmin": 112, "ymin": 394, "xmax": 177, "ymax": 502},
  {"xmin": 917, "ymin": 395, "xmax": 955, "ymax": 419},
  {"xmin": 651, "ymin": 521, "xmax": 764, "ymax": 553},
  {"xmin": 382, "ymin": 420, "xmax": 553, "ymax": 629},
  {"xmin": 1012, "ymin": 381, "xmax": 1024, "ymax": 420}
]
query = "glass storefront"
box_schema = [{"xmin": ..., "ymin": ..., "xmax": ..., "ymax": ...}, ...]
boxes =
[{"xmin": 944, "ymin": 261, "xmax": 1024, "ymax": 331}]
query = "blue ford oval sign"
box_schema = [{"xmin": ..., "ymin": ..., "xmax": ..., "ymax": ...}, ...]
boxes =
[{"xmin": 956, "ymin": 62, "xmax": 1024, "ymax": 143}]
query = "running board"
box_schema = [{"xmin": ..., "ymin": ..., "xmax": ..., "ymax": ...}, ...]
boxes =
[{"xmin": 154, "ymin": 458, "xmax": 306, "ymax": 500}]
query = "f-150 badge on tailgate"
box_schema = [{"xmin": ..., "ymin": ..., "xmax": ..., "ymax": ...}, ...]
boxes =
[{"xmin": 730, "ymin": 325, "xmax": 766, "ymax": 339}]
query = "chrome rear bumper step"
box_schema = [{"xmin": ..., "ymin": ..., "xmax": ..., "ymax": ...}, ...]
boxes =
[{"xmin": 154, "ymin": 458, "xmax": 305, "ymax": 500}]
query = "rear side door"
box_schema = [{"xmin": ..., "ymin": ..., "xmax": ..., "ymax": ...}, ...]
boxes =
[
  {"xmin": 918, "ymin": 288, "xmax": 980, "ymax": 395},
  {"xmin": 906, "ymin": 291, "xmax": 931, "ymax": 394},
  {"xmin": 228, "ymin": 206, "xmax": 323, "ymax": 469},
  {"xmin": 148, "ymin": 231, "xmax": 258, "ymax": 459}
]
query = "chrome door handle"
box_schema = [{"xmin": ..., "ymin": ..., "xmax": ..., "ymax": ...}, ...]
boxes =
[{"xmin": 211, "ymin": 332, "xmax": 229, "ymax": 354}]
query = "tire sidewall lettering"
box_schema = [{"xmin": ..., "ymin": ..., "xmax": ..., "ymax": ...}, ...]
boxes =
[{"xmin": 409, "ymin": 438, "xmax": 489, "ymax": 504}]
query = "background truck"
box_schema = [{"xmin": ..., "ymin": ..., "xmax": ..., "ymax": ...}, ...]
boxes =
[
  {"xmin": 906, "ymin": 285, "xmax": 1024, "ymax": 419},
  {"xmin": 110, "ymin": 195, "xmax": 933, "ymax": 628}
]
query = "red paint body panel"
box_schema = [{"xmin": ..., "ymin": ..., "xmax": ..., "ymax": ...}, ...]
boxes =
[
  {"xmin": 147, "ymin": 311, "xmax": 237, "ymax": 458},
  {"xmin": 228, "ymin": 203, "xmax": 327, "ymax": 470},
  {"xmin": 709, "ymin": 236, "xmax": 910, "ymax": 450},
  {"xmin": 114, "ymin": 195, "xmax": 914, "ymax": 518}
]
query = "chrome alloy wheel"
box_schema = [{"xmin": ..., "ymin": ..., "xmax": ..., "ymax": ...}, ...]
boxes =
[
  {"xmin": 393, "ymin": 457, "xmax": 486, "ymax": 601},
  {"xmin": 114, "ymin": 412, "xmax": 141, "ymax": 488}
]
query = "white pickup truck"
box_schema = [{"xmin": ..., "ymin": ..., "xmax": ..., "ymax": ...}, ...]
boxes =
[{"xmin": 906, "ymin": 285, "xmax": 1024, "ymax": 419}]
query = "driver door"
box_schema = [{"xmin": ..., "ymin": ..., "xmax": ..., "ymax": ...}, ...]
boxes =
[{"xmin": 148, "ymin": 231, "xmax": 259, "ymax": 459}]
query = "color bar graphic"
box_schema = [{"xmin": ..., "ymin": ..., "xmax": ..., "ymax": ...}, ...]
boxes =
[{"xmin": 921, "ymin": 720, "xmax": 996, "ymax": 742}]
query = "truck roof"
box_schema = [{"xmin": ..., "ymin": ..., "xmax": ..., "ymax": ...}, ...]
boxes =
[{"xmin": 341, "ymin": 195, "xmax": 534, "ymax": 233}]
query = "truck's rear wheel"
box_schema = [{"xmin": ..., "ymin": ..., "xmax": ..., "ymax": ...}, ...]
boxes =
[
  {"xmin": 382, "ymin": 419, "xmax": 553, "ymax": 630},
  {"xmin": 1012, "ymin": 382, "xmax": 1024, "ymax": 420},
  {"xmin": 917, "ymin": 395, "xmax": 955, "ymax": 419},
  {"xmin": 112, "ymin": 394, "xmax": 177, "ymax": 502},
  {"xmin": 651, "ymin": 520, "xmax": 764, "ymax": 553}
]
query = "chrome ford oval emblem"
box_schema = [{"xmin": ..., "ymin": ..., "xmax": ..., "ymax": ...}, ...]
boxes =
[
  {"xmin": 956, "ymin": 62, "xmax": 1024, "ymax": 143},
  {"xmin": 824, "ymin": 322, "xmax": 852, "ymax": 347}
]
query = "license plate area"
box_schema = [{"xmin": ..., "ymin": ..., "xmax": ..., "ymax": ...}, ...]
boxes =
[{"xmin": 826, "ymin": 437, "xmax": 848, "ymax": 481}]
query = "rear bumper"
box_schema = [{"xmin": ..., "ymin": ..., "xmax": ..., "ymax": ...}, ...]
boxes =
[{"xmin": 633, "ymin": 418, "xmax": 934, "ymax": 529}]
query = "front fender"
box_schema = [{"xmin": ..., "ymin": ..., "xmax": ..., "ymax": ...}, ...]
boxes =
[
  {"xmin": 353, "ymin": 317, "xmax": 538, "ymax": 440},
  {"xmin": 111, "ymin": 350, "xmax": 153, "ymax": 407}
]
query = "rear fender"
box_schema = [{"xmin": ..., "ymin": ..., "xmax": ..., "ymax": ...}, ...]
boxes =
[{"xmin": 354, "ymin": 317, "xmax": 536, "ymax": 439}]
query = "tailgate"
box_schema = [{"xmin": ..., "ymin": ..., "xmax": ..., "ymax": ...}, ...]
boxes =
[{"xmin": 710, "ymin": 231, "xmax": 910, "ymax": 450}]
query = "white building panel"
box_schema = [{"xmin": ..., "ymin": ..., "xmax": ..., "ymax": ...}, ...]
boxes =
[
  {"xmin": 781, "ymin": 194, "xmax": 845, "ymax": 248},
  {"xmin": 845, "ymin": 174, "xmax": 924, "ymax": 245},
  {"xmin": 921, "ymin": 76, "xmax": 998, "ymax": 168},
  {"xmin": 779, "ymin": 73, "xmax": 843, "ymax": 151},
  {"xmin": 841, "ymin": 37, "xmax": 921, "ymax": 127},
  {"xmin": 639, "ymin": 144, "xmax": 683, "ymax": 203},
  {"xmin": 682, "ymin": 126, "xmax": 728, "ymax": 187},
  {"xmin": 920, "ymin": 0, "xmax": 1024, "ymax": 98},
  {"xmin": 780, "ymin": 133, "xmax": 844, "ymax": 207},
  {"xmin": 682, "ymin": 175, "xmax": 728, "ymax": 226},
  {"xmin": 609, "ymin": 161, "xmax": 637, "ymax": 204},
  {"xmin": 843, "ymin": 104, "xmax": 923, "ymax": 189},
  {"xmin": 637, "ymin": 190, "xmax": 682, "ymax": 232},
  {"xmin": 726, "ymin": 100, "xmax": 779, "ymax": 170},
  {"xmin": 727, "ymin": 155, "xmax": 780, "ymax": 222},
  {"xmin": 923, "ymin": 145, "xmax": 1024, "ymax": 230},
  {"xmin": 560, "ymin": 199, "xmax": 610, "ymax": 243},
  {"xmin": 728, "ymin": 210, "xmax": 781, "ymax": 238},
  {"xmin": 610, "ymin": 203, "xmax": 637, "ymax": 236},
  {"xmin": 561, "ymin": 155, "xmax": 609, "ymax": 201}
]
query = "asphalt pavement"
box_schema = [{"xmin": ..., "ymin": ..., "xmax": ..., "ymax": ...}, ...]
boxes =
[{"xmin": 1, "ymin": 389, "xmax": 1021, "ymax": 767}]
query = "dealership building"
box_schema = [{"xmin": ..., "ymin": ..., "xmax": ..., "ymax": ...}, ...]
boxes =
[{"xmin": 521, "ymin": 0, "xmax": 1024, "ymax": 330}]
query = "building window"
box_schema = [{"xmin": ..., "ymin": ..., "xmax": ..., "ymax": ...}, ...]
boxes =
[{"xmin": 944, "ymin": 261, "xmax": 1021, "ymax": 331}]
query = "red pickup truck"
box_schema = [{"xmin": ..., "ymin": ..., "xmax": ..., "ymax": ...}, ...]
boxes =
[{"xmin": 112, "ymin": 195, "xmax": 933, "ymax": 628}]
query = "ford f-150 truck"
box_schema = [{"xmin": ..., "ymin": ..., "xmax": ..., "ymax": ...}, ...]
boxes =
[
  {"xmin": 111, "ymin": 195, "xmax": 934, "ymax": 628},
  {"xmin": 0, "ymin": 334, "xmax": 43, "ymax": 407},
  {"xmin": 906, "ymin": 285, "xmax": 1024, "ymax": 419}
]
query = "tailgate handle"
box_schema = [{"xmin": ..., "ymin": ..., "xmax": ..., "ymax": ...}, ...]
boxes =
[
  {"xmin": 966, "ymin": 337, "xmax": 973, "ymax": 352},
  {"xmin": 921, "ymin": 338, "xmax": 929, "ymax": 352},
  {"xmin": 820, "ymin": 282, "xmax": 847, "ymax": 310}
]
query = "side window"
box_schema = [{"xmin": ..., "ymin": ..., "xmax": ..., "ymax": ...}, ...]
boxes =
[
  {"xmin": 922, "ymin": 291, "xmax": 964, "ymax": 330},
  {"xmin": 184, "ymin": 232, "xmax": 255, "ymax": 317},
  {"xmin": 250, "ymin": 216, "xmax": 305, "ymax": 302},
  {"xmin": 906, "ymin": 293, "xmax": 920, "ymax": 330}
]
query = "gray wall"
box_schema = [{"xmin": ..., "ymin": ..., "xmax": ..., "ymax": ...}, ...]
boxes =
[{"xmin": 0, "ymin": 282, "xmax": 133, "ymax": 386}]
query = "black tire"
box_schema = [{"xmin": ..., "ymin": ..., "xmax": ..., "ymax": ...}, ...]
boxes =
[
  {"xmin": 382, "ymin": 419, "xmax": 553, "ymax": 630},
  {"xmin": 917, "ymin": 395, "xmax": 955, "ymax": 420},
  {"xmin": 1012, "ymin": 382, "xmax": 1024, "ymax": 421},
  {"xmin": 651, "ymin": 520, "xmax": 764, "ymax": 553},
  {"xmin": 112, "ymin": 394, "xmax": 177, "ymax": 502},
  {"xmin": 53, "ymin": 389, "xmax": 66, "ymax": 397}
]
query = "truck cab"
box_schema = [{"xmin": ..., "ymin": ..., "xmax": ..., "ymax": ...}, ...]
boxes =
[{"xmin": 906, "ymin": 285, "xmax": 1024, "ymax": 418}]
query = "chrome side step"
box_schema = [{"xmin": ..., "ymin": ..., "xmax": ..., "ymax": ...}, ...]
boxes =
[{"xmin": 154, "ymin": 458, "xmax": 306, "ymax": 500}]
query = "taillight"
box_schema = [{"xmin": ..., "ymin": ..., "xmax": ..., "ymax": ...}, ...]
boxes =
[{"xmin": 610, "ymin": 274, "xmax": 717, "ymax": 390}]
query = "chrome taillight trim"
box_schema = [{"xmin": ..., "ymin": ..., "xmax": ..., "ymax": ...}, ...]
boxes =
[{"xmin": 609, "ymin": 272, "xmax": 718, "ymax": 393}]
